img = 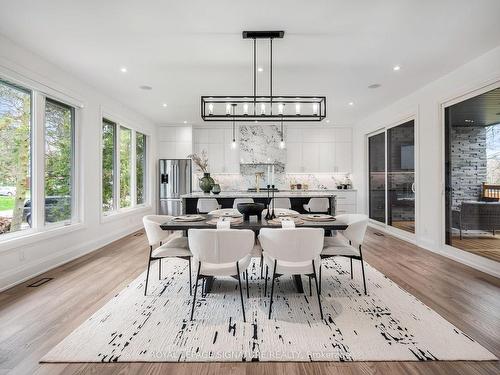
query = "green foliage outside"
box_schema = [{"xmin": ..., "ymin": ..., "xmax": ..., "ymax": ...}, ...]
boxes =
[
  {"xmin": 136, "ymin": 132, "xmax": 146, "ymax": 204},
  {"xmin": 0, "ymin": 196, "xmax": 14, "ymax": 211},
  {"xmin": 0, "ymin": 81, "xmax": 31, "ymax": 234},
  {"xmin": 102, "ymin": 120, "xmax": 115, "ymax": 211},
  {"xmin": 44, "ymin": 99, "xmax": 73, "ymax": 223},
  {"xmin": 120, "ymin": 126, "xmax": 131, "ymax": 208}
]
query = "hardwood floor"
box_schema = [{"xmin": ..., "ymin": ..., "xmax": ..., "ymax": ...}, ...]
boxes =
[
  {"xmin": 0, "ymin": 228, "xmax": 498, "ymax": 375},
  {"xmin": 450, "ymin": 233, "xmax": 500, "ymax": 263}
]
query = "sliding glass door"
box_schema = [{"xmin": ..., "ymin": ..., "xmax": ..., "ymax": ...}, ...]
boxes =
[
  {"xmin": 387, "ymin": 121, "xmax": 415, "ymax": 232},
  {"xmin": 368, "ymin": 132, "xmax": 386, "ymax": 223},
  {"xmin": 445, "ymin": 87, "xmax": 500, "ymax": 262},
  {"xmin": 368, "ymin": 120, "xmax": 415, "ymax": 233}
]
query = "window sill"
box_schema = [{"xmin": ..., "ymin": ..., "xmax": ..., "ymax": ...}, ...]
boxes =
[
  {"xmin": 0, "ymin": 222, "xmax": 86, "ymax": 254},
  {"xmin": 100, "ymin": 205, "xmax": 152, "ymax": 224}
]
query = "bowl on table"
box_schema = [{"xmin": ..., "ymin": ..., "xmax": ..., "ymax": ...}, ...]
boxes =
[{"xmin": 236, "ymin": 203, "xmax": 265, "ymax": 221}]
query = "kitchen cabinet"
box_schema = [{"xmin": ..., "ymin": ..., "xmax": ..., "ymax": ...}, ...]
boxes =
[{"xmin": 284, "ymin": 127, "xmax": 352, "ymax": 173}]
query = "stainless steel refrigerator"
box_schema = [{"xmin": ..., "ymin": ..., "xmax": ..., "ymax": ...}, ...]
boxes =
[{"xmin": 158, "ymin": 159, "xmax": 192, "ymax": 215}]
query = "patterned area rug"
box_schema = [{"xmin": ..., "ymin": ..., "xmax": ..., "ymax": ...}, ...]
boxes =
[{"xmin": 42, "ymin": 258, "xmax": 496, "ymax": 362}]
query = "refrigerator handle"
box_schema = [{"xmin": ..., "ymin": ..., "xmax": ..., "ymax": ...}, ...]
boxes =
[{"xmin": 161, "ymin": 173, "xmax": 168, "ymax": 184}]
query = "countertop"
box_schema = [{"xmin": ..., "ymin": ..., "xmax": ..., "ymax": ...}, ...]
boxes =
[{"xmin": 181, "ymin": 190, "xmax": 356, "ymax": 198}]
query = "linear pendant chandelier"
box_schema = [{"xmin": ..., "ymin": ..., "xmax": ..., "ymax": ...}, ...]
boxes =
[{"xmin": 201, "ymin": 30, "xmax": 327, "ymax": 122}]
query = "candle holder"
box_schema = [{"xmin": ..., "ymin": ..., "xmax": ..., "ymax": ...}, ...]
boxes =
[
  {"xmin": 270, "ymin": 184, "xmax": 277, "ymax": 219},
  {"xmin": 265, "ymin": 184, "xmax": 272, "ymax": 220}
]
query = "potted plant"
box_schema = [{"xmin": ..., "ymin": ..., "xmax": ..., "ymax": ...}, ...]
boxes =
[{"xmin": 187, "ymin": 150, "xmax": 214, "ymax": 193}]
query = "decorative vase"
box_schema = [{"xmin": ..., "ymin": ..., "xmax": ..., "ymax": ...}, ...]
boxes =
[
  {"xmin": 199, "ymin": 172, "xmax": 215, "ymax": 193},
  {"xmin": 211, "ymin": 183, "xmax": 221, "ymax": 195}
]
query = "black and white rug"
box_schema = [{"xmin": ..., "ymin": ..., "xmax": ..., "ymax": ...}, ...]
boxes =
[{"xmin": 42, "ymin": 258, "xmax": 496, "ymax": 362}]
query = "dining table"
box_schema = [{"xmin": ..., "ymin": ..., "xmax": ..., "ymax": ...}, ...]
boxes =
[{"xmin": 160, "ymin": 215, "xmax": 349, "ymax": 294}]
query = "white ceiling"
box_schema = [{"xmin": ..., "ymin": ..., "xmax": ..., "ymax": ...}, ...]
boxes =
[{"xmin": 1, "ymin": 0, "xmax": 500, "ymax": 126}]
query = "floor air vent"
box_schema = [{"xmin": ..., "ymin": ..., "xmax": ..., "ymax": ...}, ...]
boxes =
[
  {"xmin": 27, "ymin": 277, "xmax": 53, "ymax": 287},
  {"xmin": 374, "ymin": 232, "xmax": 385, "ymax": 237},
  {"xmin": 134, "ymin": 232, "xmax": 143, "ymax": 237}
]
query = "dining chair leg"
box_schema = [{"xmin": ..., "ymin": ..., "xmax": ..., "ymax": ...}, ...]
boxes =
[
  {"xmin": 144, "ymin": 259, "xmax": 152, "ymax": 296},
  {"xmin": 359, "ymin": 247, "xmax": 367, "ymax": 295},
  {"xmin": 312, "ymin": 261, "xmax": 324, "ymax": 320},
  {"xmin": 144, "ymin": 246, "xmax": 153, "ymax": 296},
  {"xmin": 159, "ymin": 259, "xmax": 162, "ymax": 280},
  {"xmin": 190, "ymin": 262, "xmax": 201, "ymax": 321},
  {"xmin": 188, "ymin": 257, "xmax": 192, "ymax": 296},
  {"xmin": 260, "ymin": 254, "xmax": 264, "ymax": 278},
  {"xmin": 268, "ymin": 260, "xmax": 277, "ymax": 319},
  {"xmin": 245, "ymin": 269, "xmax": 249, "ymax": 298},
  {"xmin": 308, "ymin": 276, "xmax": 312, "ymax": 296},
  {"xmin": 319, "ymin": 265, "xmax": 322, "ymax": 295},
  {"xmin": 236, "ymin": 262, "xmax": 246, "ymax": 322},
  {"xmin": 201, "ymin": 278, "xmax": 206, "ymax": 298},
  {"xmin": 350, "ymin": 258, "xmax": 353, "ymax": 279},
  {"xmin": 264, "ymin": 265, "xmax": 269, "ymax": 296}
]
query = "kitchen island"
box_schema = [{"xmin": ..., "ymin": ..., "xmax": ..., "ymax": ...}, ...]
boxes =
[{"xmin": 180, "ymin": 190, "xmax": 357, "ymax": 215}]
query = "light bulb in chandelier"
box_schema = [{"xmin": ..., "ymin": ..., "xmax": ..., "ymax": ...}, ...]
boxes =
[
  {"xmin": 279, "ymin": 140, "xmax": 286, "ymax": 149},
  {"xmin": 278, "ymin": 103, "xmax": 284, "ymax": 115},
  {"xmin": 312, "ymin": 102, "xmax": 318, "ymax": 115},
  {"xmin": 231, "ymin": 139, "xmax": 237, "ymax": 149},
  {"xmin": 226, "ymin": 103, "xmax": 231, "ymax": 115},
  {"xmin": 208, "ymin": 103, "xmax": 214, "ymax": 115},
  {"xmin": 243, "ymin": 103, "xmax": 249, "ymax": 115},
  {"xmin": 260, "ymin": 103, "xmax": 266, "ymax": 115},
  {"xmin": 295, "ymin": 103, "xmax": 301, "ymax": 115}
]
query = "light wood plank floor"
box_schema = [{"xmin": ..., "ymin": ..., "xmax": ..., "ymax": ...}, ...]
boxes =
[{"xmin": 0, "ymin": 229, "xmax": 498, "ymax": 375}]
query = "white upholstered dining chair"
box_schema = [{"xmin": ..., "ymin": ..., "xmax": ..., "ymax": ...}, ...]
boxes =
[
  {"xmin": 233, "ymin": 197, "xmax": 254, "ymax": 208},
  {"xmin": 321, "ymin": 214, "xmax": 369, "ymax": 294},
  {"xmin": 188, "ymin": 229, "xmax": 255, "ymax": 322},
  {"xmin": 196, "ymin": 198, "xmax": 221, "ymax": 213},
  {"xmin": 142, "ymin": 215, "xmax": 192, "ymax": 296},
  {"xmin": 258, "ymin": 227, "xmax": 325, "ymax": 319},
  {"xmin": 269, "ymin": 197, "xmax": 292, "ymax": 209},
  {"xmin": 303, "ymin": 197, "xmax": 330, "ymax": 213}
]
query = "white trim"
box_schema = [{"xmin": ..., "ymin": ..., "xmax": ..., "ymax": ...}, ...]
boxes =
[
  {"xmin": 0, "ymin": 223, "xmax": 143, "ymax": 292},
  {"xmin": 0, "ymin": 222, "xmax": 86, "ymax": 253}
]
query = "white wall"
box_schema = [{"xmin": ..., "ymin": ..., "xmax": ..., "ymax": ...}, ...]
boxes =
[
  {"xmin": 352, "ymin": 46, "xmax": 500, "ymax": 277},
  {"xmin": 0, "ymin": 36, "xmax": 157, "ymax": 291}
]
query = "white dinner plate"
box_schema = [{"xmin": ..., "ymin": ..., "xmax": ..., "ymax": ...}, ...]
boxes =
[{"xmin": 208, "ymin": 208, "xmax": 243, "ymax": 217}]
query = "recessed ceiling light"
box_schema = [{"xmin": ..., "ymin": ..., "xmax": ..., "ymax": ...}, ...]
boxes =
[
  {"xmin": 348, "ymin": 102, "xmax": 354, "ymax": 106},
  {"xmin": 120, "ymin": 67, "xmax": 127, "ymax": 73},
  {"xmin": 183, "ymin": 120, "xmax": 187, "ymax": 124},
  {"xmin": 368, "ymin": 83, "xmax": 381, "ymax": 89},
  {"xmin": 162, "ymin": 103, "xmax": 167, "ymax": 108},
  {"xmin": 139, "ymin": 85, "xmax": 152, "ymax": 90},
  {"xmin": 326, "ymin": 119, "xmax": 330, "ymax": 123},
  {"xmin": 258, "ymin": 67, "xmax": 264, "ymax": 72},
  {"xmin": 393, "ymin": 65, "xmax": 401, "ymax": 71}
]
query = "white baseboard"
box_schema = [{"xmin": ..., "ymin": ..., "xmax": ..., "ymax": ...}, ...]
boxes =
[
  {"xmin": 368, "ymin": 223, "xmax": 500, "ymax": 278},
  {"xmin": 0, "ymin": 223, "xmax": 143, "ymax": 292}
]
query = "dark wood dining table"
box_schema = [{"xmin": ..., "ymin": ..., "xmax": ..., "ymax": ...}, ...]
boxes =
[{"xmin": 160, "ymin": 215, "xmax": 349, "ymax": 294}]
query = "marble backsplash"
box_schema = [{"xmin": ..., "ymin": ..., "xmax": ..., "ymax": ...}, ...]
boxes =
[{"xmin": 192, "ymin": 172, "xmax": 352, "ymax": 191}]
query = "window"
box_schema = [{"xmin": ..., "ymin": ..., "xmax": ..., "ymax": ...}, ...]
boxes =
[
  {"xmin": 0, "ymin": 80, "xmax": 32, "ymax": 236},
  {"xmin": 101, "ymin": 119, "xmax": 147, "ymax": 215},
  {"xmin": 0, "ymin": 77, "xmax": 78, "ymax": 241},
  {"xmin": 119, "ymin": 126, "xmax": 132, "ymax": 208},
  {"xmin": 136, "ymin": 132, "xmax": 146, "ymax": 205},
  {"xmin": 44, "ymin": 99, "xmax": 74, "ymax": 224},
  {"xmin": 102, "ymin": 120, "xmax": 115, "ymax": 212}
]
